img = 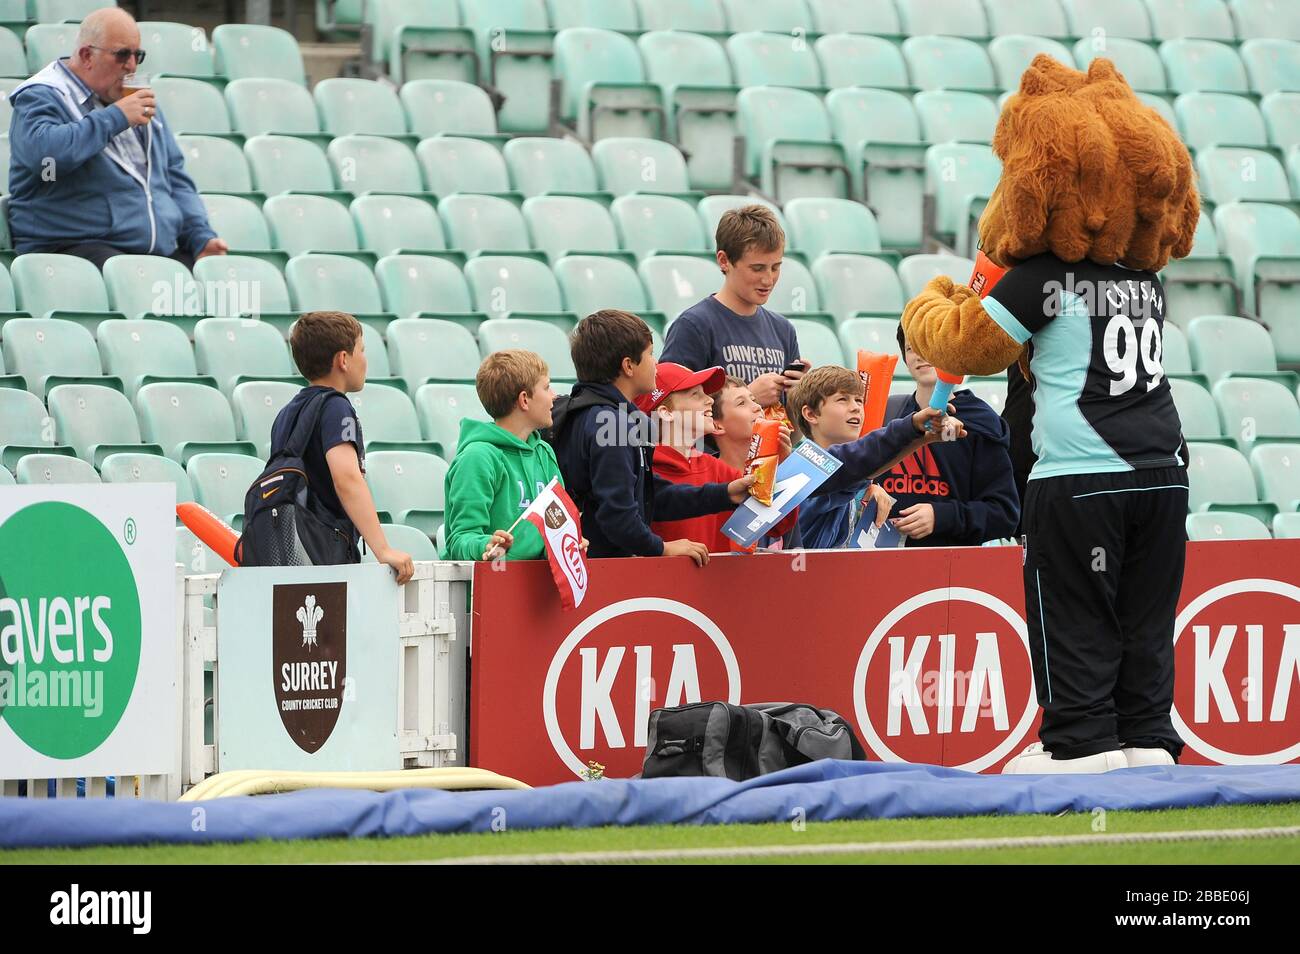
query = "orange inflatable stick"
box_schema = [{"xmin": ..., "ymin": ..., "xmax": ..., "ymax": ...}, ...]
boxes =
[
  {"xmin": 856, "ymin": 350, "xmax": 898, "ymax": 436},
  {"xmin": 177, "ymin": 501, "xmax": 241, "ymax": 567},
  {"xmin": 745, "ymin": 419, "xmax": 781, "ymax": 507},
  {"xmin": 970, "ymin": 249, "xmax": 1008, "ymax": 298}
]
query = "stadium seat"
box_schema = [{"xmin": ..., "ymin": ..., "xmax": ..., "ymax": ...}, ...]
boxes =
[
  {"xmin": 988, "ymin": 35, "xmax": 1076, "ymax": 90},
  {"xmin": 725, "ymin": 31, "xmax": 822, "ymax": 90},
  {"xmin": 188, "ymin": 453, "xmax": 266, "ymax": 521},
  {"xmin": 154, "ymin": 79, "xmax": 232, "ymax": 137},
  {"xmin": 610, "ymin": 194, "xmax": 708, "ymax": 260},
  {"xmin": 925, "ymin": 144, "xmax": 1001, "ymax": 255},
  {"xmin": 634, "ymin": 0, "xmax": 726, "ymax": 33},
  {"xmin": 0, "ymin": 466, "xmax": 13, "ymax": 486},
  {"xmin": 502, "ymin": 137, "xmax": 602, "ymax": 199},
  {"xmin": 1213, "ymin": 376, "xmax": 1300, "ymax": 454},
  {"xmin": 97, "ymin": 319, "xmax": 211, "ymax": 398},
  {"xmin": 737, "ymin": 87, "xmax": 849, "ymax": 203},
  {"xmin": 1274, "ymin": 512, "xmax": 1300, "ymax": 537},
  {"xmin": 1185, "ymin": 511, "xmax": 1272, "ymax": 540},
  {"xmin": 438, "ymin": 193, "xmax": 530, "ymax": 255},
  {"xmin": 1162, "ymin": 39, "xmax": 1250, "ymax": 95},
  {"xmin": 765, "ymin": 257, "xmax": 822, "ymax": 317},
  {"xmin": 1161, "ymin": 321, "xmax": 1194, "ymax": 377},
  {"xmin": 1146, "ymin": 0, "xmax": 1236, "ymax": 41},
  {"xmin": 459, "ymin": 0, "xmax": 554, "ymax": 134},
  {"xmin": 838, "ymin": 317, "xmax": 904, "ymax": 367},
  {"xmin": 350, "ymin": 195, "xmax": 446, "ymax": 257},
  {"xmin": 897, "ymin": 0, "xmax": 988, "ymax": 38},
  {"xmin": 1251, "ymin": 443, "xmax": 1300, "ymax": 510},
  {"xmin": 464, "ymin": 255, "xmax": 566, "ymax": 321},
  {"xmin": 400, "ymin": 79, "xmax": 501, "ymax": 140},
  {"xmin": 23, "ymin": 23, "xmax": 78, "ymax": 75},
  {"xmin": 375, "ymin": 254, "xmax": 476, "ymax": 322},
  {"xmin": 1240, "ymin": 39, "xmax": 1300, "ymax": 96},
  {"xmin": 0, "ymin": 26, "xmax": 23, "ymax": 78},
  {"xmin": 985, "ymin": 2, "xmax": 1070, "ymax": 40},
  {"xmin": 814, "ymin": 254, "xmax": 906, "ymax": 325},
  {"xmin": 15, "ymin": 454, "xmax": 99, "ymax": 485},
  {"xmin": 554, "ymin": 254, "xmax": 652, "ymax": 319},
  {"xmin": 175, "ymin": 524, "xmax": 225, "ymax": 573},
  {"xmin": 101, "ymin": 255, "xmax": 201, "ymax": 330},
  {"xmin": 639, "ymin": 255, "xmax": 720, "ymax": 321},
  {"xmin": 176, "ymin": 135, "xmax": 253, "ymax": 195},
  {"xmin": 546, "ymin": 0, "xmax": 638, "ymax": 31},
  {"xmin": 31, "ymin": 0, "xmax": 112, "ymax": 21},
  {"xmin": 914, "ymin": 90, "xmax": 1000, "ymax": 144},
  {"xmin": 193, "ymin": 317, "xmax": 296, "ymax": 395},
  {"xmin": 224, "ymin": 78, "xmax": 322, "ymax": 137},
  {"xmin": 192, "ymin": 255, "xmax": 291, "ymax": 319},
  {"xmin": 364, "ymin": 0, "xmax": 474, "ymax": 85},
  {"xmin": 386, "ymin": 317, "xmax": 481, "ymax": 390},
  {"xmin": 135, "ymin": 382, "xmax": 256, "ymax": 463},
  {"xmin": 1262, "ymin": 91, "xmax": 1300, "ymax": 153},
  {"xmin": 1230, "ymin": 0, "xmax": 1300, "ymax": 42},
  {"xmin": 230, "ymin": 380, "xmax": 299, "ymax": 459},
  {"xmin": 899, "ymin": 254, "xmax": 977, "ymax": 298},
  {"xmin": 1186, "ymin": 440, "xmax": 1274, "ymax": 521},
  {"xmin": 201, "ymin": 195, "xmax": 276, "ymax": 257},
  {"xmin": 314, "ymin": 78, "xmax": 408, "ymax": 137},
  {"xmin": 789, "ymin": 317, "xmax": 845, "ymax": 368},
  {"xmin": 1170, "ymin": 378, "xmax": 1225, "ymax": 441},
  {"xmin": 0, "ymin": 388, "xmax": 63, "ymax": 469},
  {"xmin": 243, "ymin": 135, "xmax": 335, "ymax": 198},
  {"xmin": 477, "ymin": 318, "xmax": 577, "ymax": 378},
  {"xmin": 1175, "ymin": 92, "xmax": 1269, "ymax": 153},
  {"xmin": 138, "ymin": 21, "xmax": 215, "ymax": 79},
  {"xmin": 720, "ymin": 0, "xmax": 812, "ymax": 33},
  {"xmin": 327, "ymin": 135, "xmax": 424, "ymax": 196},
  {"xmin": 902, "ymin": 36, "xmax": 997, "ymax": 92},
  {"xmin": 1213, "ymin": 200, "xmax": 1300, "ymax": 315},
  {"xmin": 522, "ymin": 196, "xmax": 619, "ymax": 263},
  {"xmin": 591, "ymin": 137, "xmax": 693, "ymax": 196},
  {"xmin": 696, "ymin": 195, "xmax": 789, "ymax": 247},
  {"xmin": 364, "ymin": 523, "xmax": 440, "ymax": 560},
  {"xmin": 1189, "ymin": 315, "xmax": 1288, "ymax": 385},
  {"xmin": 9, "ymin": 253, "xmax": 118, "ymax": 337},
  {"xmin": 365, "ymin": 450, "xmax": 450, "ymax": 537},
  {"xmin": 806, "ymin": 0, "xmax": 901, "ymax": 35},
  {"xmin": 341, "ymin": 381, "xmax": 432, "ymax": 454},
  {"xmin": 1, "ymin": 317, "xmax": 116, "ymax": 400},
  {"xmin": 1063, "ymin": 0, "xmax": 1152, "ymax": 40},
  {"xmin": 813, "ymin": 34, "xmax": 909, "ymax": 92},
  {"xmin": 414, "ymin": 382, "xmax": 489, "ymax": 460},
  {"xmin": 212, "ymin": 24, "xmax": 307, "ymax": 84},
  {"xmin": 553, "ymin": 28, "xmax": 664, "ymax": 141},
  {"xmin": 783, "ymin": 198, "xmax": 883, "ymax": 260},
  {"xmin": 1073, "ymin": 37, "xmax": 1169, "ymax": 94},
  {"xmin": 285, "ymin": 254, "xmax": 388, "ymax": 323},
  {"xmin": 416, "ymin": 136, "xmax": 513, "ymax": 198},
  {"xmin": 1198, "ymin": 146, "xmax": 1291, "ymax": 205},
  {"xmin": 102, "ymin": 452, "xmax": 195, "ymax": 504},
  {"xmin": 264, "ymin": 195, "xmax": 360, "ymax": 257}
]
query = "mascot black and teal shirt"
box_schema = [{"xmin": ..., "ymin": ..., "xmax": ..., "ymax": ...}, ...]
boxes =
[{"xmin": 980, "ymin": 253, "xmax": 1184, "ymax": 480}]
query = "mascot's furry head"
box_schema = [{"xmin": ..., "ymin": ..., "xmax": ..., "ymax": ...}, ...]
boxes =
[{"xmin": 977, "ymin": 54, "xmax": 1199, "ymax": 273}]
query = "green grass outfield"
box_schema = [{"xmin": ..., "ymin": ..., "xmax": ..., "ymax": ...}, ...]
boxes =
[{"xmin": 2, "ymin": 801, "xmax": 1298, "ymax": 864}]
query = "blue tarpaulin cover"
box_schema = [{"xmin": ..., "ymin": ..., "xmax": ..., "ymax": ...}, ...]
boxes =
[{"xmin": 2, "ymin": 761, "xmax": 1299, "ymax": 849}]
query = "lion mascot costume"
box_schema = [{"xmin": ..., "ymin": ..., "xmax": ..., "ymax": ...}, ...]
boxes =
[{"xmin": 901, "ymin": 55, "xmax": 1199, "ymax": 774}]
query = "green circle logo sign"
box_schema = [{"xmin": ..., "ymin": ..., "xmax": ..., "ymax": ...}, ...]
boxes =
[{"xmin": 0, "ymin": 502, "xmax": 142, "ymax": 759}]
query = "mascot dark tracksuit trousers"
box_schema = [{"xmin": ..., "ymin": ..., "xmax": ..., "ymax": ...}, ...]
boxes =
[{"xmin": 902, "ymin": 53, "xmax": 1201, "ymax": 774}]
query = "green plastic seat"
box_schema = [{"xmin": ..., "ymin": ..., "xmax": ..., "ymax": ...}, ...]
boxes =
[
  {"xmin": 152, "ymin": 78, "xmax": 231, "ymax": 136},
  {"xmin": 1251, "ymin": 442, "xmax": 1300, "ymax": 510},
  {"xmin": 784, "ymin": 198, "xmax": 882, "ymax": 260},
  {"xmin": 902, "ymin": 36, "xmax": 997, "ymax": 92},
  {"xmin": 213, "ymin": 24, "xmax": 306, "ymax": 84},
  {"xmin": 385, "ymin": 318, "xmax": 482, "ymax": 389},
  {"xmin": 1073, "ymin": 37, "xmax": 1168, "ymax": 94},
  {"xmin": 417, "ymin": 136, "xmax": 512, "ymax": 197},
  {"xmin": 610, "ymin": 194, "xmax": 708, "ymax": 260},
  {"xmin": 460, "ymin": 0, "xmax": 555, "ymax": 134},
  {"xmin": 1186, "ymin": 441, "xmax": 1266, "ymax": 514},
  {"xmin": 1175, "ymin": 93, "xmax": 1269, "ymax": 152},
  {"xmin": 102, "ymin": 452, "xmax": 195, "ymax": 504},
  {"xmin": 135, "ymin": 381, "xmax": 255, "ymax": 463},
  {"xmin": 1189, "ymin": 315, "xmax": 1285, "ymax": 384},
  {"xmin": 23, "ymin": 24, "xmax": 78, "ymax": 74},
  {"xmin": 201, "ymin": 195, "xmax": 275, "ymax": 253},
  {"xmin": 350, "ymin": 195, "xmax": 446, "ymax": 256},
  {"xmin": 766, "ymin": 258, "xmax": 821, "ymax": 316},
  {"xmin": 815, "ymin": 34, "xmax": 910, "ymax": 92},
  {"xmin": 477, "ymin": 317, "xmax": 577, "ymax": 377},
  {"xmin": 1146, "ymin": 0, "xmax": 1235, "ymax": 40},
  {"xmin": 244, "ymin": 135, "xmax": 335, "ymax": 197},
  {"xmin": 375, "ymin": 254, "xmax": 475, "ymax": 320},
  {"xmin": 176, "ymin": 135, "xmax": 252, "ymax": 194},
  {"xmin": 737, "ymin": 87, "xmax": 849, "ymax": 203},
  {"xmin": 720, "ymin": 0, "xmax": 811, "ymax": 33},
  {"xmin": 789, "ymin": 318, "xmax": 845, "ymax": 368},
  {"xmin": 1241, "ymin": 39, "xmax": 1300, "ymax": 97},
  {"xmin": 328, "ymin": 135, "xmax": 424, "ymax": 195},
  {"xmin": 15, "ymin": 453, "xmax": 99, "ymax": 484},
  {"xmin": 437, "ymin": 194, "xmax": 530, "ymax": 254},
  {"xmin": 553, "ymin": 27, "xmax": 664, "ymax": 141},
  {"xmin": 638, "ymin": 254, "xmax": 720, "ymax": 321},
  {"xmin": 984, "ymin": 1, "xmax": 1068, "ymax": 39},
  {"xmin": 634, "ymin": 0, "xmax": 726, "ymax": 32},
  {"xmin": 314, "ymin": 78, "xmax": 409, "ymax": 138},
  {"xmin": 0, "ymin": 24, "xmax": 23, "ymax": 76},
  {"xmin": 175, "ymin": 524, "xmax": 226, "ymax": 572},
  {"xmin": 285, "ymin": 253, "xmax": 385, "ymax": 315},
  {"xmin": 0, "ymin": 317, "xmax": 114, "ymax": 399},
  {"xmin": 1163, "ymin": 211, "xmax": 1239, "ymax": 329},
  {"xmin": 31, "ymin": 0, "xmax": 107, "ymax": 20},
  {"xmin": 365, "ymin": 0, "xmax": 474, "ymax": 85},
  {"xmin": 696, "ymin": 195, "xmax": 789, "ymax": 247},
  {"xmin": 725, "ymin": 31, "xmax": 822, "ymax": 90},
  {"xmin": 897, "ymin": 0, "xmax": 988, "ymax": 37},
  {"xmin": 400, "ymin": 79, "xmax": 500, "ymax": 139},
  {"xmin": 10, "ymin": 253, "xmax": 118, "ymax": 338},
  {"xmin": 1162, "ymin": 39, "xmax": 1250, "ymax": 95},
  {"xmin": 192, "ymin": 255, "xmax": 292, "ymax": 319},
  {"xmin": 187, "ymin": 453, "xmax": 266, "ymax": 520},
  {"xmin": 1170, "ymin": 378, "xmax": 1224, "ymax": 440},
  {"xmin": 97, "ymin": 319, "xmax": 207, "ymax": 397},
  {"xmin": 554, "ymin": 255, "xmax": 650, "ymax": 317},
  {"xmin": 546, "ymin": 0, "xmax": 638, "ymax": 30},
  {"xmin": 230, "ymin": 380, "xmax": 299, "ymax": 458},
  {"xmin": 0, "ymin": 388, "xmax": 60, "ymax": 467},
  {"xmin": 521, "ymin": 196, "xmax": 619, "ymax": 263},
  {"xmin": 915, "ymin": 89, "xmax": 1000, "ymax": 144},
  {"xmin": 1063, "ymin": 0, "xmax": 1153, "ymax": 40},
  {"xmin": 1231, "ymin": 0, "xmax": 1300, "ymax": 41},
  {"xmin": 814, "ymin": 254, "xmax": 905, "ymax": 325},
  {"xmin": 365, "ymin": 450, "xmax": 450, "ymax": 537},
  {"xmin": 264, "ymin": 195, "xmax": 359, "ymax": 256},
  {"xmin": 898, "ymin": 253, "xmax": 977, "ymax": 298},
  {"xmin": 138, "ymin": 20, "xmax": 215, "ymax": 79},
  {"xmin": 1160, "ymin": 321, "xmax": 1194, "ymax": 375},
  {"xmin": 224, "ymin": 78, "xmax": 322, "ymax": 137},
  {"xmin": 193, "ymin": 317, "xmax": 295, "ymax": 395},
  {"xmin": 1274, "ymin": 512, "xmax": 1300, "ymax": 537},
  {"xmin": 415, "ymin": 382, "xmax": 490, "ymax": 462},
  {"xmin": 0, "ymin": 466, "xmax": 13, "ymax": 486},
  {"xmin": 925, "ymin": 143, "xmax": 1001, "ymax": 255},
  {"xmin": 101, "ymin": 255, "xmax": 200, "ymax": 324},
  {"xmin": 464, "ymin": 255, "xmax": 564, "ymax": 319},
  {"xmin": 838, "ymin": 317, "xmax": 904, "ymax": 367},
  {"xmin": 1262, "ymin": 91, "xmax": 1300, "ymax": 153},
  {"xmin": 1213, "ymin": 376, "xmax": 1300, "ymax": 454},
  {"xmin": 364, "ymin": 523, "xmax": 440, "ymax": 561},
  {"xmin": 1186, "ymin": 511, "xmax": 1272, "ymax": 540},
  {"xmin": 808, "ymin": 0, "xmax": 902, "ymax": 35},
  {"xmin": 591, "ymin": 137, "xmax": 693, "ymax": 196},
  {"xmin": 0, "ymin": 79, "xmax": 20, "ymax": 134},
  {"xmin": 1214, "ymin": 201, "xmax": 1300, "ymax": 314},
  {"xmin": 502, "ymin": 137, "xmax": 601, "ymax": 198},
  {"xmin": 989, "ymin": 35, "xmax": 1075, "ymax": 90}
]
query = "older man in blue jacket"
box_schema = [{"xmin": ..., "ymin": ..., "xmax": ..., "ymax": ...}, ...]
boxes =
[{"xmin": 7, "ymin": 7, "xmax": 226, "ymax": 269}]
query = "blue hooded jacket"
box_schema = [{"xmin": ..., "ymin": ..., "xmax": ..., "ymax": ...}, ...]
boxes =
[{"xmin": 7, "ymin": 59, "xmax": 216, "ymax": 257}]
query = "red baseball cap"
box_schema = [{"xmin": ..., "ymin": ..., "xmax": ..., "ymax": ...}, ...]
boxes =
[{"xmin": 635, "ymin": 363, "xmax": 727, "ymax": 413}]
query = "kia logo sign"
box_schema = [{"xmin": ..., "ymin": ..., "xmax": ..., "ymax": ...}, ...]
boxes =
[
  {"xmin": 853, "ymin": 587, "xmax": 1038, "ymax": 773},
  {"xmin": 1172, "ymin": 579, "xmax": 1300, "ymax": 764},
  {"xmin": 561, "ymin": 533, "xmax": 585, "ymax": 588},
  {"xmin": 542, "ymin": 598, "xmax": 741, "ymax": 778}
]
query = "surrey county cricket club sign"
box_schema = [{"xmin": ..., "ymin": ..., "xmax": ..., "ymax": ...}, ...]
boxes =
[
  {"xmin": 471, "ymin": 542, "xmax": 1300, "ymax": 785},
  {"xmin": 272, "ymin": 583, "xmax": 347, "ymax": 753}
]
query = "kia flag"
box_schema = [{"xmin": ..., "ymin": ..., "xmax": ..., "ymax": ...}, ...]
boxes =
[{"xmin": 523, "ymin": 477, "xmax": 589, "ymax": 610}]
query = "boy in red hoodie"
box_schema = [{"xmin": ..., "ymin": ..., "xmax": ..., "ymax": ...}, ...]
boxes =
[{"xmin": 645, "ymin": 364, "xmax": 795, "ymax": 551}]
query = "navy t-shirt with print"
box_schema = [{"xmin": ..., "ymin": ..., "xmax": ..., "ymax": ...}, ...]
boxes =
[
  {"xmin": 660, "ymin": 294, "xmax": 801, "ymax": 383},
  {"xmin": 269, "ymin": 386, "xmax": 365, "ymax": 524}
]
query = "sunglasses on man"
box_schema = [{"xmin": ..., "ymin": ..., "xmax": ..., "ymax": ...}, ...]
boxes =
[{"xmin": 89, "ymin": 46, "xmax": 147, "ymax": 65}]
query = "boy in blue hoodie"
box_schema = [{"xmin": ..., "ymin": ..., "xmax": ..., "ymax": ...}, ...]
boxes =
[
  {"xmin": 550, "ymin": 309, "xmax": 754, "ymax": 565},
  {"xmin": 789, "ymin": 365, "xmax": 967, "ymax": 549},
  {"xmin": 878, "ymin": 325, "xmax": 1020, "ymax": 546}
]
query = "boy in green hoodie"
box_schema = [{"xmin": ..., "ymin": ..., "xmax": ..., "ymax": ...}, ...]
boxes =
[{"xmin": 443, "ymin": 349, "xmax": 566, "ymax": 561}]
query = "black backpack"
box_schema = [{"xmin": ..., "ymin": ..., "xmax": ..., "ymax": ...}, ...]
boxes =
[
  {"xmin": 641, "ymin": 702, "xmax": 867, "ymax": 781},
  {"xmin": 234, "ymin": 390, "xmax": 360, "ymax": 567}
]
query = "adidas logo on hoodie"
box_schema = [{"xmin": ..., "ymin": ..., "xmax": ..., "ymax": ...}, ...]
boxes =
[{"xmin": 879, "ymin": 444, "xmax": 950, "ymax": 497}]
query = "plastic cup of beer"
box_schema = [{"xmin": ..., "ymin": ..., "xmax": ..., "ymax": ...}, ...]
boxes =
[{"xmin": 120, "ymin": 73, "xmax": 150, "ymax": 97}]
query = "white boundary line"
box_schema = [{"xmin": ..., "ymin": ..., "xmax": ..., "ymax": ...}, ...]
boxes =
[{"xmin": 400, "ymin": 825, "xmax": 1300, "ymax": 865}]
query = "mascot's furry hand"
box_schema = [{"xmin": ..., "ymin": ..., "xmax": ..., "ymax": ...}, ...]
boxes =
[{"xmin": 901, "ymin": 275, "xmax": 1024, "ymax": 377}]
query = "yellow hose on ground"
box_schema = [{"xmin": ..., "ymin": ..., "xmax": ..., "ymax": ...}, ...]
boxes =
[{"xmin": 180, "ymin": 767, "xmax": 530, "ymax": 801}]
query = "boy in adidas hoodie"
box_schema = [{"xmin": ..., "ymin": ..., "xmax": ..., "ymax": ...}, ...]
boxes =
[
  {"xmin": 443, "ymin": 349, "xmax": 568, "ymax": 561},
  {"xmin": 880, "ymin": 325, "xmax": 1020, "ymax": 546}
]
